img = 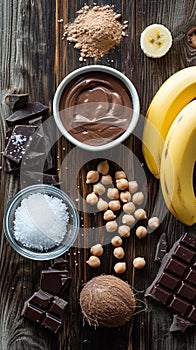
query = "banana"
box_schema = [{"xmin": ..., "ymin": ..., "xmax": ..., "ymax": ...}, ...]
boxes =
[
  {"xmin": 160, "ymin": 100, "xmax": 196, "ymax": 226},
  {"xmin": 140, "ymin": 24, "xmax": 172, "ymax": 58},
  {"xmin": 142, "ymin": 66, "xmax": 196, "ymax": 178}
]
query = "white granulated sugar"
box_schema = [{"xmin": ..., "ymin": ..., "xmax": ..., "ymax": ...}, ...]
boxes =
[{"xmin": 14, "ymin": 193, "xmax": 69, "ymax": 251}]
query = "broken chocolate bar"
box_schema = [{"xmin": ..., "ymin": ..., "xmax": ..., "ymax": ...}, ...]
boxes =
[
  {"xmin": 3, "ymin": 125, "xmax": 37, "ymax": 164},
  {"xmin": 145, "ymin": 233, "xmax": 196, "ymax": 332},
  {"xmin": 41, "ymin": 269, "xmax": 71, "ymax": 296},
  {"xmin": 6, "ymin": 102, "xmax": 48, "ymax": 126},
  {"xmin": 154, "ymin": 233, "xmax": 168, "ymax": 263},
  {"xmin": 21, "ymin": 289, "xmax": 68, "ymax": 333},
  {"xmin": 5, "ymin": 93, "xmax": 29, "ymax": 110}
]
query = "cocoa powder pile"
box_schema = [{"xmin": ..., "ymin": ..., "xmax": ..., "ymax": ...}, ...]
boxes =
[{"xmin": 63, "ymin": 5, "xmax": 128, "ymax": 60}]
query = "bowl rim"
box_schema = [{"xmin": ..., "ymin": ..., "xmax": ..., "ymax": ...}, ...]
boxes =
[
  {"xmin": 3, "ymin": 184, "xmax": 80, "ymax": 260},
  {"xmin": 53, "ymin": 65, "xmax": 140, "ymax": 151}
]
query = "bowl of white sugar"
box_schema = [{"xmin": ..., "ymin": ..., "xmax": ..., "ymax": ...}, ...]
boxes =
[{"xmin": 3, "ymin": 184, "xmax": 80, "ymax": 260}]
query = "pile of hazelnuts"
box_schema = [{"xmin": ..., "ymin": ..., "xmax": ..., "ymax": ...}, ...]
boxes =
[{"xmin": 85, "ymin": 160, "xmax": 160, "ymax": 273}]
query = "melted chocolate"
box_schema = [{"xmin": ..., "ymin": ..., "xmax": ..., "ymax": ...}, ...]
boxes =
[{"xmin": 59, "ymin": 72, "xmax": 133, "ymax": 146}]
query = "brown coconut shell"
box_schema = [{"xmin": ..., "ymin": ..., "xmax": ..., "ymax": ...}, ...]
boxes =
[{"xmin": 80, "ymin": 274, "xmax": 136, "ymax": 327}]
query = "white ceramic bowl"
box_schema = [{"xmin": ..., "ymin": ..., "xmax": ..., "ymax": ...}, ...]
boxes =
[{"xmin": 53, "ymin": 65, "xmax": 140, "ymax": 151}]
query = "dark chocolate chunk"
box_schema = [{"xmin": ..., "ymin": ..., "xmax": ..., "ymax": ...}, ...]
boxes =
[
  {"xmin": 21, "ymin": 289, "xmax": 68, "ymax": 333},
  {"xmin": 170, "ymin": 314, "xmax": 195, "ymax": 333},
  {"xmin": 51, "ymin": 258, "xmax": 68, "ymax": 270},
  {"xmin": 6, "ymin": 102, "xmax": 48, "ymax": 126},
  {"xmin": 40, "ymin": 270, "xmax": 71, "ymax": 296},
  {"xmin": 154, "ymin": 233, "xmax": 167, "ymax": 263},
  {"xmin": 5, "ymin": 93, "xmax": 29, "ymax": 110},
  {"xmin": 3, "ymin": 125, "xmax": 37, "ymax": 164},
  {"xmin": 145, "ymin": 233, "xmax": 196, "ymax": 332}
]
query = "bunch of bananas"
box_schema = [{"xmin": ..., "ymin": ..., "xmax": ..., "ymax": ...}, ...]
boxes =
[{"xmin": 142, "ymin": 66, "xmax": 196, "ymax": 226}]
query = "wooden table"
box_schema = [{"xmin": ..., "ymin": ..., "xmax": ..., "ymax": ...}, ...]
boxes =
[{"xmin": 0, "ymin": 1, "xmax": 196, "ymax": 349}]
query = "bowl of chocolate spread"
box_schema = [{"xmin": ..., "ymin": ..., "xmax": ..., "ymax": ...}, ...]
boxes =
[{"xmin": 53, "ymin": 65, "xmax": 140, "ymax": 151}]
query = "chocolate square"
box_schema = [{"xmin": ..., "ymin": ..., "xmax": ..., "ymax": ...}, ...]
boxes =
[{"xmin": 3, "ymin": 125, "xmax": 37, "ymax": 164}]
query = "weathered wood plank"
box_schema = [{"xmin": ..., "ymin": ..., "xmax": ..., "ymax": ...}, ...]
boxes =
[{"xmin": 0, "ymin": 1, "xmax": 57, "ymax": 350}]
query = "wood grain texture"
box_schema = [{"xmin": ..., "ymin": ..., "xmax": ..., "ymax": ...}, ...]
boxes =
[{"xmin": 0, "ymin": 1, "xmax": 196, "ymax": 350}]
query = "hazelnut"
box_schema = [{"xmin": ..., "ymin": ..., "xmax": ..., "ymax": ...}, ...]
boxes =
[
  {"xmin": 97, "ymin": 198, "xmax": 109, "ymax": 211},
  {"xmin": 93, "ymin": 183, "xmax": 106, "ymax": 195},
  {"xmin": 148, "ymin": 217, "xmax": 160, "ymax": 230},
  {"xmin": 107, "ymin": 188, "xmax": 119, "ymax": 200},
  {"xmin": 135, "ymin": 226, "xmax": 148, "ymax": 239},
  {"xmin": 122, "ymin": 214, "xmax": 135, "ymax": 226},
  {"xmin": 90, "ymin": 244, "xmax": 103, "ymax": 257},
  {"xmin": 114, "ymin": 262, "xmax": 126, "ymax": 274},
  {"xmin": 115, "ymin": 170, "xmax": 127, "ymax": 179},
  {"xmin": 111, "ymin": 236, "xmax": 123, "ymax": 247},
  {"xmin": 97, "ymin": 160, "xmax": 109, "ymax": 175},
  {"xmin": 133, "ymin": 257, "xmax": 146, "ymax": 269},
  {"xmin": 86, "ymin": 192, "xmax": 99, "ymax": 205},
  {"xmin": 113, "ymin": 247, "xmax": 125, "ymax": 259},
  {"xmin": 132, "ymin": 192, "xmax": 145, "ymax": 205},
  {"xmin": 101, "ymin": 174, "xmax": 113, "ymax": 185},
  {"xmin": 128, "ymin": 181, "xmax": 139, "ymax": 193},
  {"xmin": 120, "ymin": 191, "xmax": 131, "ymax": 203},
  {"xmin": 116, "ymin": 178, "xmax": 129, "ymax": 190},
  {"xmin": 103, "ymin": 209, "xmax": 116, "ymax": 221},
  {"xmin": 118, "ymin": 225, "xmax": 131, "ymax": 237},
  {"xmin": 123, "ymin": 202, "xmax": 135, "ymax": 214},
  {"xmin": 86, "ymin": 256, "xmax": 101, "ymax": 268},
  {"xmin": 86, "ymin": 170, "xmax": 99, "ymax": 184},
  {"xmin": 106, "ymin": 220, "xmax": 118, "ymax": 232},
  {"xmin": 108, "ymin": 200, "xmax": 121, "ymax": 211},
  {"xmin": 134, "ymin": 208, "xmax": 147, "ymax": 220}
]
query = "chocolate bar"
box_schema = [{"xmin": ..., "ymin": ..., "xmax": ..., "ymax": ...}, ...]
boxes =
[
  {"xmin": 145, "ymin": 233, "xmax": 196, "ymax": 332},
  {"xmin": 21, "ymin": 290, "xmax": 68, "ymax": 333},
  {"xmin": 3, "ymin": 125, "xmax": 37, "ymax": 164},
  {"xmin": 154, "ymin": 232, "xmax": 168, "ymax": 263},
  {"xmin": 5, "ymin": 93, "xmax": 29, "ymax": 110},
  {"xmin": 6, "ymin": 102, "xmax": 48, "ymax": 126},
  {"xmin": 40, "ymin": 270, "xmax": 71, "ymax": 296}
]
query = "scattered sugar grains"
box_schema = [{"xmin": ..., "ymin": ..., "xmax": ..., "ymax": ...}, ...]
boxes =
[
  {"xmin": 13, "ymin": 193, "xmax": 69, "ymax": 251},
  {"xmin": 63, "ymin": 5, "xmax": 127, "ymax": 59}
]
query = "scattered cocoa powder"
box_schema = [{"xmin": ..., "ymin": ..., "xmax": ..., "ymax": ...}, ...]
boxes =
[{"xmin": 62, "ymin": 5, "xmax": 127, "ymax": 60}]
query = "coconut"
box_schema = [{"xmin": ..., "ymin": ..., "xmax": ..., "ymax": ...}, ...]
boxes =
[{"xmin": 80, "ymin": 275, "xmax": 136, "ymax": 327}]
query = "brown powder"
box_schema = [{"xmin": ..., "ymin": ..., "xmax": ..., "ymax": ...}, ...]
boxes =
[{"xmin": 63, "ymin": 5, "xmax": 127, "ymax": 60}]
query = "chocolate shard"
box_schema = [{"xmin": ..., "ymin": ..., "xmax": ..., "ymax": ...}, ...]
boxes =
[
  {"xmin": 154, "ymin": 232, "xmax": 168, "ymax": 263},
  {"xmin": 6, "ymin": 102, "xmax": 49, "ymax": 126},
  {"xmin": 51, "ymin": 258, "xmax": 68, "ymax": 270},
  {"xmin": 40, "ymin": 270, "xmax": 71, "ymax": 296},
  {"xmin": 170, "ymin": 314, "xmax": 195, "ymax": 333},
  {"xmin": 145, "ymin": 233, "xmax": 196, "ymax": 332},
  {"xmin": 5, "ymin": 93, "xmax": 29, "ymax": 111},
  {"xmin": 3, "ymin": 125, "xmax": 38, "ymax": 164},
  {"xmin": 21, "ymin": 289, "xmax": 68, "ymax": 333}
]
